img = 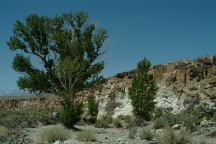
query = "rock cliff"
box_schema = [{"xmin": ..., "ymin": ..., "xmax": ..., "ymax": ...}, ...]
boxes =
[
  {"xmin": 94, "ymin": 55, "xmax": 216, "ymax": 118},
  {"xmin": 0, "ymin": 56, "xmax": 215, "ymax": 119}
]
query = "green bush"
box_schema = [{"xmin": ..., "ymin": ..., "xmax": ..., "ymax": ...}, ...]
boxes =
[
  {"xmin": 139, "ymin": 128, "xmax": 154, "ymax": 141},
  {"xmin": 181, "ymin": 114, "xmax": 198, "ymax": 132},
  {"xmin": 129, "ymin": 58, "xmax": 158, "ymax": 120},
  {"xmin": 59, "ymin": 100, "xmax": 83, "ymax": 129},
  {"xmin": 76, "ymin": 130, "xmax": 96, "ymax": 142},
  {"xmin": 40, "ymin": 126, "xmax": 70, "ymax": 143},
  {"xmin": 87, "ymin": 94, "xmax": 99, "ymax": 116}
]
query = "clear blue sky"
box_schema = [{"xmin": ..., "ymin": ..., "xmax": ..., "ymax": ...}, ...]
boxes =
[{"xmin": 0, "ymin": 0, "xmax": 216, "ymax": 90}]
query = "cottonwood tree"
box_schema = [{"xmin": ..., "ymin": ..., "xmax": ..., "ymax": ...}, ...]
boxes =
[
  {"xmin": 7, "ymin": 12, "xmax": 108, "ymax": 128},
  {"xmin": 129, "ymin": 58, "xmax": 158, "ymax": 121}
]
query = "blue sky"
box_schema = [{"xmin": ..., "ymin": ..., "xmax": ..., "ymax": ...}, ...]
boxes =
[{"xmin": 0, "ymin": 0, "xmax": 216, "ymax": 90}]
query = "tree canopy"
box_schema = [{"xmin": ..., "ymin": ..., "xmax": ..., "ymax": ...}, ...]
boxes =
[
  {"xmin": 7, "ymin": 12, "xmax": 108, "ymax": 95},
  {"xmin": 129, "ymin": 58, "xmax": 158, "ymax": 120}
]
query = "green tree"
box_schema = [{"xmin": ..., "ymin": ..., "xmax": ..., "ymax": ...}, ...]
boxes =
[
  {"xmin": 7, "ymin": 12, "xmax": 108, "ymax": 128},
  {"xmin": 129, "ymin": 58, "xmax": 158, "ymax": 120},
  {"xmin": 87, "ymin": 94, "xmax": 99, "ymax": 116}
]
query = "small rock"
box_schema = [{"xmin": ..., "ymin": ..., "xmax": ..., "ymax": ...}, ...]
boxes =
[
  {"xmin": 53, "ymin": 141, "xmax": 61, "ymax": 144},
  {"xmin": 155, "ymin": 129, "xmax": 163, "ymax": 135},
  {"xmin": 172, "ymin": 124, "xmax": 181, "ymax": 130}
]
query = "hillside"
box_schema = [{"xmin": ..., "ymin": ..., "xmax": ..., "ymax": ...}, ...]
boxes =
[{"xmin": 0, "ymin": 55, "xmax": 215, "ymax": 115}]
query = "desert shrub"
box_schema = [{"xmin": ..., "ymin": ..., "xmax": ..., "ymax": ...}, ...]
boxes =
[
  {"xmin": 153, "ymin": 112, "xmax": 180, "ymax": 129},
  {"xmin": 153, "ymin": 107, "xmax": 173, "ymax": 120},
  {"xmin": 163, "ymin": 112, "xmax": 180, "ymax": 127},
  {"xmin": 76, "ymin": 130, "xmax": 96, "ymax": 142},
  {"xmin": 95, "ymin": 119, "xmax": 108, "ymax": 128},
  {"xmin": 181, "ymin": 114, "xmax": 198, "ymax": 132},
  {"xmin": 0, "ymin": 108, "xmax": 58, "ymax": 128},
  {"xmin": 95, "ymin": 115, "xmax": 111, "ymax": 128},
  {"xmin": 118, "ymin": 115, "xmax": 132, "ymax": 124},
  {"xmin": 128, "ymin": 128, "xmax": 137, "ymax": 139},
  {"xmin": 112, "ymin": 118, "xmax": 122, "ymax": 128},
  {"xmin": 95, "ymin": 114, "xmax": 113, "ymax": 128},
  {"xmin": 129, "ymin": 58, "xmax": 158, "ymax": 121},
  {"xmin": 40, "ymin": 126, "xmax": 70, "ymax": 143},
  {"xmin": 161, "ymin": 127, "xmax": 192, "ymax": 144},
  {"xmin": 153, "ymin": 116, "xmax": 166, "ymax": 129},
  {"xmin": 205, "ymin": 129, "xmax": 216, "ymax": 138},
  {"xmin": 0, "ymin": 128, "xmax": 32, "ymax": 144},
  {"xmin": 131, "ymin": 116, "xmax": 149, "ymax": 127},
  {"xmin": 88, "ymin": 94, "xmax": 99, "ymax": 116},
  {"xmin": 77, "ymin": 119, "xmax": 86, "ymax": 126},
  {"xmin": 82, "ymin": 116, "xmax": 97, "ymax": 124},
  {"xmin": 139, "ymin": 128, "xmax": 155, "ymax": 141}
]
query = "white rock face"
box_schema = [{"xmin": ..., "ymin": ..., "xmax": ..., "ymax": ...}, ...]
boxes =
[
  {"xmin": 96, "ymin": 79, "xmax": 133, "ymax": 119},
  {"xmin": 112, "ymin": 88, "xmax": 133, "ymax": 118},
  {"xmin": 154, "ymin": 85, "xmax": 184, "ymax": 114}
]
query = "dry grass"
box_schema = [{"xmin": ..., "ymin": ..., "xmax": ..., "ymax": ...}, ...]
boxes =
[
  {"xmin": 128, "ymin": 127, "xmax": 137, "ymax": 139},
  {"xmin": 139, "ymin": 128, "xmax": 155, "ymax": 141},
  {"xmin": 76, "ymin": 130, "xmax": 96, "ymax": 142},
  {"xmin": 112, "ymin": 118, "xmax": 122, "ymax": 128},
  {"xmin": 160, "ymin": 127, "xmax": 192, "ymax": 144},
  {"xmin": 40, "ymin": 126, "xmax": 70, "ymax": 143},
  {"xmin": 0, "ymin": 126, "xmax": 8, "ymax": 137}
]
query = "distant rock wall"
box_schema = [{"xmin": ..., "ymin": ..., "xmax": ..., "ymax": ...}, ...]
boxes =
[{"xmin": 0, "ymin": 96, "xmax": 60, "ymax": 110}]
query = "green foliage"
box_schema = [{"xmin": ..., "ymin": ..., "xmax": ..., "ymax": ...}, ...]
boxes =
[
  {"xmin": 59, "ymin": 100, "xmax": 83, "ymax": 129},
  {"xmin": 8, "ymin": 12, "xmax": 107, "ymax": 94},
  {"xmin": 8, "ymin": 12, "xmax": 107, "ymax": 129},
  {"xmin": 87, "ymin": 94, "xmax": 99, "ymax": 116},
  {"xmin": 129, "ymin": 58, "xmax": 158, "ymax": 120},
  {"xmin": 181, "ymin": 114, "xmax": 198, "ymax": 132}
]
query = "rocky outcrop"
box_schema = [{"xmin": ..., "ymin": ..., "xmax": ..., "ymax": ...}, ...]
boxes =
[
  {"xmin": 0, "ymin": 96, "xmax": 60, "ymax": 110},
  {"xmin": 0, "ymin": 56, "xmax": 215, "ymax": 118},
  {"xmin": 94, "ymin": 56, "xmax": 216, "ymax": 118}
]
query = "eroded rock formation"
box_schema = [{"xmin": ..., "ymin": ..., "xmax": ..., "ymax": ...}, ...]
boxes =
[{"xmin": 0, "ymin": 56, "xmax": 215, "ymax": 118}]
